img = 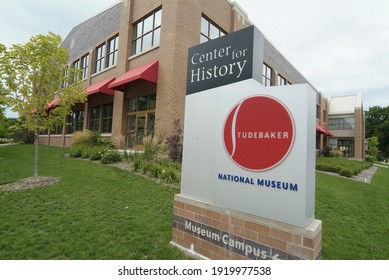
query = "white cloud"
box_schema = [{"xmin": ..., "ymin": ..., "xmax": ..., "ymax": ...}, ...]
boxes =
[
  {"xmin": 0, "ymin": 0, "xmax": 117, "ymax": 47},
  {"xmin": 1, "ymin": 0, "xmax": 388, "ymax": 113},
  {"xmin": 235, "ymin": 0, "xmax": 389, "ymax": 108}
]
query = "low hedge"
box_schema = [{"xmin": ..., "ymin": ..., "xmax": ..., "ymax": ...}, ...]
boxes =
[{"xmin": 316, "ymin": 157, "xmax": 372, "ymax": 178}]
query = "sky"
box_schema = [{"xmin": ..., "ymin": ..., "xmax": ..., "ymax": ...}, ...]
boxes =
[{"xmin": 1, "ymin": 0, "xmax": 388, "ymax": 117}]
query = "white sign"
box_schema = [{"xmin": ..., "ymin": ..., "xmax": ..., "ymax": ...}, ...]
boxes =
[{"xmin": 180, "ymin": 79, "xmax": 316, "ymax": 228}]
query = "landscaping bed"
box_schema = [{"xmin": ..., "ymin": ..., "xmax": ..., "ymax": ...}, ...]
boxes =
[{"xmin": 316, "ymin": 157, "xmax": 373, "ymax": 178}]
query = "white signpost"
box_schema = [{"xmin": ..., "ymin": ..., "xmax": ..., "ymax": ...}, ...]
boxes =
[{"xmin": 172, "ymin": 26, "xmax": 322, "ymax": 260}]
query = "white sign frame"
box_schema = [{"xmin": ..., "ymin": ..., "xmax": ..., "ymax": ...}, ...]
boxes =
[{"xmin": 180, "ymin": 79, "xmax": 316, "ymax": 228}]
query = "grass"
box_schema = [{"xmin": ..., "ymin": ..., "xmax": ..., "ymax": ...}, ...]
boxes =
[
  {"xmin": 315, "ymin": 167, "xmax": 389, "ymax": 259},
  {"xmin": 1, "ymin": 144, "xmax": 389, "ymax": 259},
  {"xmin": 0, "ymin": 144, "xmax": 187, "ymax": 259}
]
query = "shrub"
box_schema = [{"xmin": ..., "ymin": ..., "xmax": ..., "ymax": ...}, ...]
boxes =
[
  {"xmin": 132, "ymin": 157, "xmax": 144, "ymax": 172},
  {"xmin": 72, "ymin": 130, "xmax": 93, "ymax": 146},
  {"xmin": 69, "ymin": 145, "xmax": 83, "ymax": 158},
  {"xmin": 101, "ymin": 149, "xmax": 122, "ymax": 164},
  {"xmin": 143, "ymin": 135, "xmax": 165, "ymax": 162},
  {"xmin": 329, "ymin": 149, "xmax": 343, "ymax": 157},
  {"xmin": 166, "ymin": 119, "xmax": 183, "ymax": 162},
  {"xmin": 114, "ymin": 134, "xmax": 126, "ymax": 149},
  {"xmin": 365, "ymin": 155, "xmax": 377, "ymax": 163},
  {"xmin": 13, "ymin": 130, "xmax": 34, "ymax": 144},
  {"xmin": 90, "ymin": 148, "xmax": 105, "ymax": 161},
  {"xmin": 322, "ymin": 146, "xmax": 332, "ymax": 157},
  {"xmin": 72, "ymin": 130, "xmax": 113, "ymax": 148},
  {"xmin": 147, "ymin": 164, "xmax": 163, "ymax": 178},
  {"xmin": 160, "ymin": 169, "xmax": 179, "ymax": 183},
  {"xmin": 131, "ymin": 156, "xmax": 181, "ymax": 184},
  {"xmin": 339, "ymin": 168, "xmax": 353, "ymax": 177},
  {"xmin": 81, "ymin": 147, "xmax": 92, "ymax": 159}
]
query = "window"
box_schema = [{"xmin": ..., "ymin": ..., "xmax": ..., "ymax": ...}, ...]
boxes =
[
  {"xmin": 127, "ymin": 94, "xmax": 156, "ymax": 148},
  {"xmin": 316, "ymin": 104, "xmax": 320, "ymax": 119},
  {"xmin": 107, "ymin": 36, "xmax": 119, "ymax": 67},
  {"xmin": 94, "ymin": 34, "xmax": 119, "ymax": 73},
  {"xmin": 132, "ymin": 8, "xmax": 162, "ymax": 55},
  {"xmin": 128, "ymin": 94, "xmax": 156, "ymax": 113},
  {"xmin": 329, "ymin": 117, "xmax": 355, "ymax": 130},
  {"xmin": 102, "ymin": 103, "xmax": 113, "ymax": 133},
  {"xmin": 72, "ymin": 59, "xmax": 81, "ymax": 83},
  {"xmin": 277, "ymin": 74, "xmax": 287, "ymax": 86},
  {"xmin": 61, "ymin": 68, "xmax": 69, "ymax": 89},
  {"xmin": 200, "ymin": 16, "xmax": 226, "ymax": 43},
  {"xmin": 66, "ymin": 110, "xmax": 84, "ymax": 134},
  {"xmin": 262, "ymin": 63, "xmax": 273, "ymax": 86},
  {"xmin": 53, "ymin": 125, "xmax": 63, "ymax": 135},
  {"xmin": 329, "ymin": 138, "xmax": 355, "ymax": 157},
  {"xmin": 69, "ymin": 54, "xmax": 89, "ymax": 81},
  {"xmin": 81, "ymin": 54, "xmax": 89, "ymax": 80},
  {"xmin": 339, "ymin": 139, "xmax": 354, "ymax": 157},
  {"xmin": 89, "ymin": 104, "xmax": 113, "ymax": 133},
  {"xmin": 95, "ymin": 44, "xmax": 106, "ymax": 73},
  {"xmin": 89, "ymin": 106, "xmax": 101, "ymax": 132}
]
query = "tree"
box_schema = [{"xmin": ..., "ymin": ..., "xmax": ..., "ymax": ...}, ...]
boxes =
[
  {"xmin": 0, "ymin": 44, "xmax": 6, "ymax": 120},
  {"xmin": 0, "ymin": 33, "xmax": 86, "ymax": 178},
  {"xmin": 365, "ymin": 106, "xmax": 389, "ymax": 159},
  {"xmin": 367, "ymin": 136, "xmax": 380, "ymax": 158}
]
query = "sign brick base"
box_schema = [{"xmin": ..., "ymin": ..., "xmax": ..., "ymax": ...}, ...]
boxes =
[{"xmin": 171, "ymin": 195, "xmax": 322, "ymax": 260}]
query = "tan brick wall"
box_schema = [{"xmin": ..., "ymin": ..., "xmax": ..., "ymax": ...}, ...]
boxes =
[
  {"xmin": 50, "ymin": 0, "xmax": 328, "ymax": 149},
  {"xmin": 354, "ymin": 107, "xmax": 365, "ymax": 159},
  {"xmin": 172, "ymin": 195, "xmax": 322, "ymax": 260}
]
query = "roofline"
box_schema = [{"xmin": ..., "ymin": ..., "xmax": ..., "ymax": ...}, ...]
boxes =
[{"xmin": 66, "ymin": 1, "xmax": 121, "ymax": 35}]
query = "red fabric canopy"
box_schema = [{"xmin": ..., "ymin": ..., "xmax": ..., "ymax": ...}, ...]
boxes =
[
  {"xmin": 108, "ymin": 60, "xmax": 158, "ymax": 91},
  {"xmin": 86, "ymin": 77, "xmax": 116, "ymax": 95},
  {"xmin": 316, "ymin": 124, "xmax": 333, "ymax": 136},
  {"xmin": 47, "ymin": 98, "xmax": 60, "ymax": 109}
]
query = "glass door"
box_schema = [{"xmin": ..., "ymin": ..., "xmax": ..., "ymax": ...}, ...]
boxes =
[
  {"xmin": 135, "ymin": 114, "xmax": 146, "ymax": 146},
  {"xmin": 126, "ymin": 113, "xmax": 148, "ymax": 148}
]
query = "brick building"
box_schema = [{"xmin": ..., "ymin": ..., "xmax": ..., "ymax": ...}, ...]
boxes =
[
  {"xmin": 328, "ymin": 93, "xmax": 365, "ymax": 159},
  {"xmin": 40, "ymin": 0, "xmax": 334, "ymax": 153}
]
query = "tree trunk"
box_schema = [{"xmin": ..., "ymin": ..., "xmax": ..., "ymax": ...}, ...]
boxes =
[{"xmin": 34, "ymin": 129, "xmax": 39, "ymax": 179}]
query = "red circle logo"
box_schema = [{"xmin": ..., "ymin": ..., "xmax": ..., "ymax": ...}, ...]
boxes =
[{"xmin": 223, "ymin": 95, "xmax": 295, "ymax": 171}]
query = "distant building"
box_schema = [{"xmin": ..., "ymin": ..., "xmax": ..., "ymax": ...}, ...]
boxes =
[
  {"xmin": 328, "ymin": 93, "xmax": 365, "ymax": 159},
  {"xmin": 39, "ymin": 0, "xmax": 347, "ymax": 156}
]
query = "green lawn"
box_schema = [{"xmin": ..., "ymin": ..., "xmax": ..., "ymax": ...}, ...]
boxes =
[
  {"xmin": 0, "ymin": 144, "xmax": 186, "ymax": 259},
  {"xmin": 1, "ymin": 144, "xmax": 388, "ymax": 259},
  {"xmin": 316, "ymin": 167, "xmax": 389, "ymax": 259}
]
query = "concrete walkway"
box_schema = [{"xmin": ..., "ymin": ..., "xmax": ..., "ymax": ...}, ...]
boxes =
[
  {"xmin": 318, "ymin": 165, "xmax": 379, "ymax": 184},
  {"xmin": 0, "ymin": 142, "xmax": 17, "ymax": 147}
]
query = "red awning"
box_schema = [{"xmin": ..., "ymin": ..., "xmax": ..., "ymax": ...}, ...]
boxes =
[
  {"xmin": 316, "ymin": 124, "xmax": 332, "ymax": 136},
  {"xmin": 47, "ymin": 98, "xmax": 60, "ymax": 109},
  {"xmin": 87, "ymin": 77, "xmax": 116, "ymax": 95},
  {"xmin": 108, "ymin": 60, "xmax": 159, "ymax": 91},
  {"xmin": 323, "ymin": 127, "xmax": 333, "ymax": 137}
]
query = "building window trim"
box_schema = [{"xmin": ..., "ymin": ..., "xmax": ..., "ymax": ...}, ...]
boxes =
[
  {"xmin": 132, "ymin": 8, "xmax": 162, "ymax": 56},
  {"xmin": 89, "ymin": 103, "xmax": 114, "ymax": 134},
  {"xmin": 128, "ymin": 45, "xmax": 160, "ymax": 60},
  {"xmin": 200, "ymin": 15, "xmax": 227, "ymax": 43},
  {"xmin": 277, "ymin": 74, "xmax": 288, "ymax": 86},
  {"xmin": 93, "ymin": 34, "xmax": 119, "ymax": 74},
  {"xmin": 329, "ymin": 117, "xmax": 355, "ymax": 130},
  {"xmin": 107, "ymin": 35, "xmax": 119, "ymax": 68},
  {"xmin": 81, "ymin": 54, "xmax": 89, "ymax": 80},
  {"xmin": 95, "ymin": 43, "xmax": 106, "ymax": 73},
  {"xmin": 262, "ymin": 63, "xmax": 273, "ymax": 87}
]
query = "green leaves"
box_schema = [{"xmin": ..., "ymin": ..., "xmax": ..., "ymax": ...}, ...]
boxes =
[{"xmin": 0, "ymin": 32, "xmax": 86, "ymax": 132}]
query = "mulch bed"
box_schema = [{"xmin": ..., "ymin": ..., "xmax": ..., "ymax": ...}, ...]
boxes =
[{"xmin": 0, "ymin": 176, "xmax": 60, "ymax": 192}]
